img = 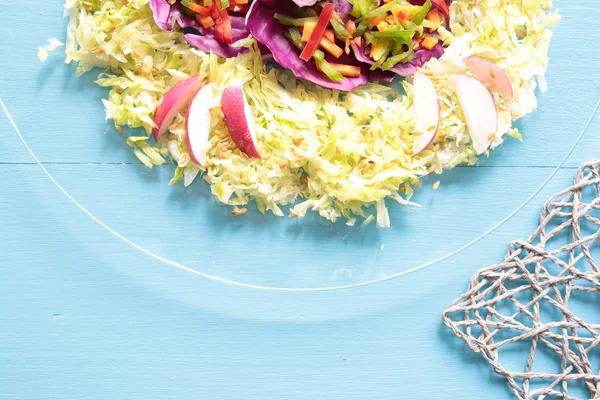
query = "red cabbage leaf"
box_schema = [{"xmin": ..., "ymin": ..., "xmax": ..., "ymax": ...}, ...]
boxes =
[
  {"xmin": 246, "ymin": 0, "xmax": 370, "ymax": 91},
  {"xmin": 149, "ymin": 0, "xmax": 253, "ymax": 58}
]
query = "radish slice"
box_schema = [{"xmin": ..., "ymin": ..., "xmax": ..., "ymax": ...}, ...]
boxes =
[
  {"xmin": 453, "ymin": 74, "xmax": 498, "ymax": 155},
  {"xmin": 153, "ymin": 75, "xmax": 202, "ymax": 140},
  {"xmin": 465, "ymin": 57, "xmax": 513, "ymax": 99},
  {"xmin": 221, "ymin": 86, "xmax": 261, "ymax": 159},
  {"xmin": 412, "ymin": 72, "xmax": 441, "ymax": 155},
  {"xmin": 186, "ymin": 83, "xmax": 215, "ymax": 166}
]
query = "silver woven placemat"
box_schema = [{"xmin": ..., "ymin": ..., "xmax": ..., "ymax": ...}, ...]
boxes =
[{"xmin": 443, "ymin": 160, "xmax": 600, "ymax": 400}]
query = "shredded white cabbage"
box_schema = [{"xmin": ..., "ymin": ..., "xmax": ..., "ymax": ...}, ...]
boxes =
[
  {"xmin": 38, "ymin": 38, "xmax": 64, "ymax": 62},
  {"xmin": 53, "ymin": 0, "xmax": 558, "ymax": 226}
]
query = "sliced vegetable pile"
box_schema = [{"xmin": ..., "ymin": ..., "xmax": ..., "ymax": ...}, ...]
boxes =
[
  {"xmin": 152, "ymin": 0, "xmax": 452, "ymax": 90},
  {"xmin": 155, "ymin": 76, "xmax": 262, "ymax": 168},
  {"xmin": 150, "ymin": 0, "xmax": 254, "ymax": 57},
  {"xmin": 153, "ymin": 54, "xmax": 511, "ymax": 168},
  {"xmin": 58, "ymin": 0, "xmax": 559, "ymax": 226},
  {"xmin": 267, "ymin": 0, "xmax": 450, "ymax": 85}
]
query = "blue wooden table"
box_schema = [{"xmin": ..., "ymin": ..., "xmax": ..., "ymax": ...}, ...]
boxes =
[{"xmin": 1, "ymin": 1, "xmax": 599, "ymax": 399}]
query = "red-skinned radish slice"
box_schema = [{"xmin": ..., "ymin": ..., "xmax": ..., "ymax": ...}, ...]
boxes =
[
  {"xmin": 453, "ymin": 74, "xmax": 498, "ymax": 155},
  {"xmin": 153, "ymin": 75, "xmax": 203, "ymax": 140},
  {"xmin": 186, "ymin": 83, "xmax": 215, "ymax": 166},
  {"xmin": 221, "ymin": 86, "xmax": 261, "ymax": 159},
  {"xmin": 465, "ymin": 57, "xmax": 513, "ymax": 99},
  {"xmin": 412, "ymin": 72, "xmax": 441, "ymax": 155}
]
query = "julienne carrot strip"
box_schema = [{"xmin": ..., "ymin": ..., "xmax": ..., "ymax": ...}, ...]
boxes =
[
  {"xmin": 186, "ymin": 2, "xmax": 211, "ymax": 16},
  {"xmin": 319, "ymin": 37, "xmax": 343, "ymax": 58},
  {"xmin": 326, "ymin": 63, "xmax": 361, "ymax": 77},
  {"xmin": 301, "ymin": 22, "xmax": 317, "ymax": 42},
  {"xmin": 323, "ymin": 29, "xmax": 335, "ymax": 43},
  {"xmin": 431, "ymin": 0, "xmax": 450, "ymax": 19},
  {"xmin": 315, "ymin": 61, "xmax": 361, "ymax": 77},
  {"xmin": 299, "ymin": 3, "xmax": 335, "ymax": 61},
  {"xmin": 345, "ymin": 20, "xmax": 356, "ymax": 34},
  {"xmin": 196, "ymin": 14, "xmax": 215, "ymax": 28},
  {"xmin": 421, "ymin": 36, "xmax": 439, "ymax": 50}
]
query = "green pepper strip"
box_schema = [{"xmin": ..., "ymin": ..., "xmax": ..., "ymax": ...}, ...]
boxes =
[
  {"xmin": 285, "ymin": 28, "xmax": 344, "ymax": 82},
  {"xmin": 275, "ymin": 14, "xmax": 318, "ymax": 26}
]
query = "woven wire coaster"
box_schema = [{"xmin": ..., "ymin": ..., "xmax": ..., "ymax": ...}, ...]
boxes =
[{"xmin": 443, "ymin": 160, "xmax": 600, "ymax": 400}]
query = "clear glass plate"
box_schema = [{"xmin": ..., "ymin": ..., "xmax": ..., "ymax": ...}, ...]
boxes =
[{"xmin": 2, "ymin": 0, "xmax": 599, "ymax": 292}]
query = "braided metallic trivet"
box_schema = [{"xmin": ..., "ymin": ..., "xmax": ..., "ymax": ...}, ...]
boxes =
[{"xmin": 443, "ymin": 160, "xmax": 600, "ymax": 400}]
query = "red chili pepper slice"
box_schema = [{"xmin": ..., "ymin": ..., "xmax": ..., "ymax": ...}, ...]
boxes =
[
  {"xmin": 211, "ymin": 0, "xmax": 233, "ymax": 45},
  {"xmin": 299, "ymin": 3, "xmax": 335, "ymax": 61}
]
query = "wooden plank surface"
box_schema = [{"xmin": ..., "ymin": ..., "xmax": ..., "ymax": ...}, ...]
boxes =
[{"xmin": 1, "ymin": 0, "xmax": 600, "ymax": 399}]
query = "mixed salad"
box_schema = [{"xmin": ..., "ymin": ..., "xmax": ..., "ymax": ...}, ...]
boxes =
[
  {"xmin": 151, "ymin": 0, "xmax": 451, "ymax": 90},
  {"xmin": 53, "ymin": 0, "xmax": 559, "ymax": 226}
]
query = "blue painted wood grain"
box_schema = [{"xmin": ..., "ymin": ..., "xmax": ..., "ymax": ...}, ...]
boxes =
[{"xmin": 1, "ymin": 0, "xmax": 600, "ymax": 399}]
